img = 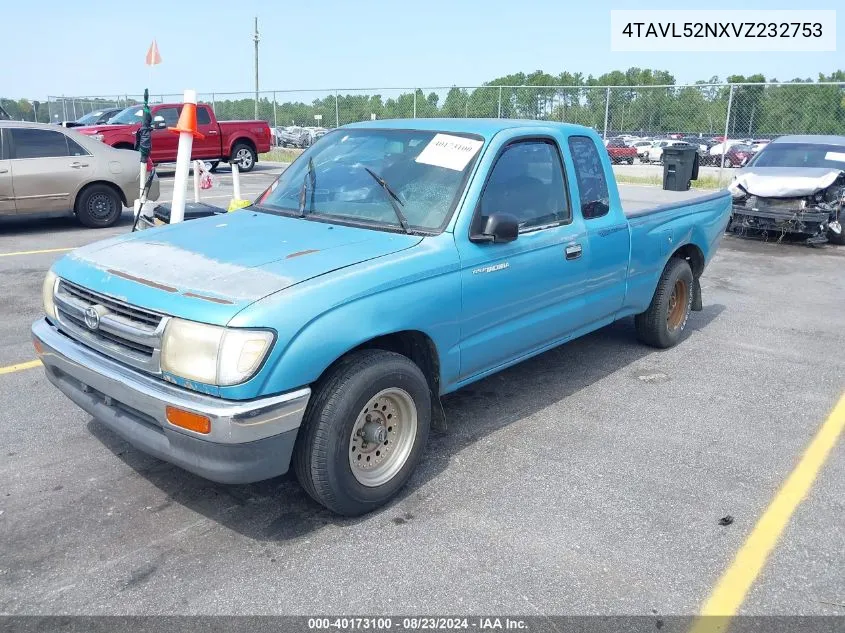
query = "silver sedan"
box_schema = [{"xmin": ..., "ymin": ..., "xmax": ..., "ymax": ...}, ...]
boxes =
[{"xmin": 0, "ymin": 121, "xmax": 156, "ymax": 228}]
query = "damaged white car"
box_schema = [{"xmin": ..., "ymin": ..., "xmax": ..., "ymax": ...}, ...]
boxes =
[{"xmin": 728, "ymin": 135, "xmax": 845, "ymax": 245}]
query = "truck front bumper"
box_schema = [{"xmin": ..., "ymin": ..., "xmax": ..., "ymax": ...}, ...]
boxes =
[{"xmin": 32, "ymin": 318, "xmax": 310, "ymax": 484}]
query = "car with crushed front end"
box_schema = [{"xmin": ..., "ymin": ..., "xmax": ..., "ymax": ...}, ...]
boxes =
[
  {"xmin": 728, "ymin": 135, "xmax": 845, "ymax": 244},
  {"xmin": 33, "ymin": 119, "xmax": 731, "ymax": 516}
]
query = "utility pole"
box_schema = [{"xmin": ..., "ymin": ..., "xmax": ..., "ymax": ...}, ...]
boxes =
[{"xmin": 253, "ymin": 16, "xmax": 260, "ymax": 120}]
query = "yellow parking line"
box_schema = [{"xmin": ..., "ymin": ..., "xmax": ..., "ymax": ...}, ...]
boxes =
[
  {"xmin": 690, "ymin": 392, "xmax": 845, "ymax": 631},
  {"xmin": 0, "ymin": 247, "xmax": 73, "ymax": 258},
  {"xmin": 0, "ymin": 359, "xmax": 42, "ymax": 375}
]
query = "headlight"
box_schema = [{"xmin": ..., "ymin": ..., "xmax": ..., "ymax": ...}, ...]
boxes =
[
  {"xmin": 160, "ymin": 318, "xmax": 274, "ymax": 386},
  {"xmin": 42, "ymin": 270, "xmax": 58, "ymax": 320},
  {"xmin": 90, "ymin": 133, "xmax": 104, "ymax": 142}
]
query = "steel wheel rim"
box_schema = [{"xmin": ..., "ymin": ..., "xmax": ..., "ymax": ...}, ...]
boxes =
[
  {"xmin": 236, "ymin": 148, "xmax": 253, "ymax": 169},
  {"xmin": 667, "ymin": 280, "xmax": 688, "ymax": 331},
  {"xmin": 349, "ymin": 387, "xmax": 417, "ymax": 487},
  {"xmin": 87, "ymin": 192, "xmax": 115, "ymax": 220}
]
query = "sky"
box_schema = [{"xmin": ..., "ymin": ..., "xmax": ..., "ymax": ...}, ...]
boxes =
[{"xmin": 3, "ymin": 0, "xmax": 842, "ymax": 100}]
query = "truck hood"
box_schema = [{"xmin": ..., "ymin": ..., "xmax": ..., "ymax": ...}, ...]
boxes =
[
  {"xmin": 53, "ymin": 211, "xmax": 422, "ymax": 325},
  {"xmin": 75, "ymin": 123, "xmax": 135, "ymax": 135},
  {"xmin": 729, "ymin": 167, "xmax": 844, "ymax": 198}
]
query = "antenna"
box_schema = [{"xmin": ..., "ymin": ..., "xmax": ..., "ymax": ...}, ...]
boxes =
[{"xmin": 254, "ymin": 16, "xmax": 260, "ymax": 120}]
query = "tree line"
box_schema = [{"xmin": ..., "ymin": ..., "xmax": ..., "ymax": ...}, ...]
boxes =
[{"xmin": 5, "ymin": 68, "xmax": 844, "ymax": 136}]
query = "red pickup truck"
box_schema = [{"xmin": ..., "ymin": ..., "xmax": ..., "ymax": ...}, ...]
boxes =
[
  {"xmin": 75, "ymin": 103, "xmax": 271, "ymax": 172},
  {"xmin": 605, "ymin": 138, "xmax": 638, "ymax": 164}
]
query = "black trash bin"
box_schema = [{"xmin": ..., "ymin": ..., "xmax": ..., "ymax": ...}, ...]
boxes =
[
  {"xmin": 133, "ymin": 202, "xmax": 228, "ymax": 231},
  {"xmin": 662, "ymin": 143, "xmax": 700, "ymax": 191}
]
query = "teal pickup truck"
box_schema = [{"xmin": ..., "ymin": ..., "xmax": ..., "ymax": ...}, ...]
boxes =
[{"xmin": 33, "ymin": 119, "xmax": 731, "ymax": 515}]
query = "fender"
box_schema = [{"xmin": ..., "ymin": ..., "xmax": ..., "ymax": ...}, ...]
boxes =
[{"xmin": 222, "ymin": 233, "xmax": 464, "ymax": 400}]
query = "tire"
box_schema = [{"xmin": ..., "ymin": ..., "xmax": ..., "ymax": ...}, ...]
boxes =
[
  {"xmin": 828, "ymin": 225, "xmax": 845, "ymax": 245},
  {"xmin": 207, "ymin": 160, "xmax": 220, "ymax": 173},
  {"xmin": 230, "ymin": 142, "xmax": 257, "ymax": 172},
  {"xmin": 627, "ymin": 157, "xmax": 634, "ymax": 165},
  {"xmin": 635, "ymin": 258, "xmax": 694, "ymax": 349},
  {"xmin": 725, "ymin": 158, "xmax": 733, "ymax": 168},
  {"xmin": 75, "ymin": 184, "xmax": 122, "ymax": 228},
  {"xmin": 293, "ymin": 349, "xmax": 432, "ymax": 516}
]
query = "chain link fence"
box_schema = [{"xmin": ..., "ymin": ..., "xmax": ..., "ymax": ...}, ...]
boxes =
[{"xmin": 36, "ymin": 82, "xmax": 843, "ymax": 141}]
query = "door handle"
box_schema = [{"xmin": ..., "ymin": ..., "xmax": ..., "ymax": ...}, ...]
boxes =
[
  {"xmin": 0, "ymin": 169, "xmax": 8, "ymax": 174},
  {"xmin": 207, "ymin": 130, "xmax": 218, "ymax": 135},
  {"xmin": 565, "ymin": 243, "xmax": 583, "ymax": 260},
  {"xmin": 69, "ymin": 162, "xmax": 89, "ymax": 168}
]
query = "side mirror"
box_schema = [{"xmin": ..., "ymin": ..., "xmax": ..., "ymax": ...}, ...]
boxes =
[
  {"xmin": 152, "ymin": 115, "xmax": 166, "ymax": 130},
  {"xmin": 470, "ymin": 213, "xmax": 519, "ymax": 244}
]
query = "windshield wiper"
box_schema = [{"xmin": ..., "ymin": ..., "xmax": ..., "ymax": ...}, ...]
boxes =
[
  {"xmin": 298, "ymin": 157, "xmax": 316, "ymax": 218},
  {"xmin": 363, "ymin": 167, "xmax": 411, "ymax": 234}
]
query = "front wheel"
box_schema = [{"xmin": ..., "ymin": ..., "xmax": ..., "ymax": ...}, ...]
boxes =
[
  {"xmin": 230, "ymin": 143, "xmax": 257, "ymax": 172},
  {"xmin": 293, "ymin": 350, "xmax": 432, "ymax": 516},
  {"xmin": 828, "ymin": 223, "xmax": 845, "ymax": 245},
  {"xmin": 635, "ymin": 258, "xmax": 694, "ymax": 348}
]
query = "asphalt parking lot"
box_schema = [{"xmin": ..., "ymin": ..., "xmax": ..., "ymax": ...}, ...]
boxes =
[{"xmin": 1, "ymin": 163, "xmax": 843, "ymax": 617}]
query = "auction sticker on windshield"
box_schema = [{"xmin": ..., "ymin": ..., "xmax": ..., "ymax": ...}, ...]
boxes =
[
  {"xmin": 825, "ymin": 151, "xmax": 845, "ymax": 163},
  {"xmin": 415, "ymin": 134, "xmax": 483, "ymax": 171}
]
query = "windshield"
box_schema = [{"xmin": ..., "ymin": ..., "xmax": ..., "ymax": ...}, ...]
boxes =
[
  {"xmin": 107, "ymin": 106, "xmax": 144, "ymax": 125},
  {"xmin": 748, "ymin": 142, "xmax": 845, "ymax": 169},
  {"xmin": 76, "ymin": 111, "xmax": 105, "ymax": 124},
  {"xmin": 255, "ymin": 128, "xmax": 484, "ymax": 232}
]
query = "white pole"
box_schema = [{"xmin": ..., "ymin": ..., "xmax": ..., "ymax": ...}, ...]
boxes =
[
  {"xmin": 231, "ymin": 162, "xmax": 242, "ymax": 202},
  {"xmin": 134, "ymin": 162, "xmax": 147, "ymax": 217},
  {"xmin": 193, "ymin": 160, "xmax": 201, "ymax": 203},
  {"xmin": 719, "ymin": 85, "xmax": 735, "ymax": 187},
  {"xmin": 170, "ymin": 89, "xmax": 198, "ymax": 224},
  {"xmin": 139, "ymin": 163, "xmax": 147, "ymax": 204}
]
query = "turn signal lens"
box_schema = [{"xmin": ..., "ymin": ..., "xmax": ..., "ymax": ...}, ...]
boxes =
[
  {"xmin": 166, "ymin": 406, "xmax": 211, "ymax": 434},
  {"xmin": 42, "ymin": 270, "xmax": 58, "ymax": 320}
]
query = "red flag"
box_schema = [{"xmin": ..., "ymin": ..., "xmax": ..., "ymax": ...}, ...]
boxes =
[{"xmin": 145, "ymin": 40, "xmax": 162, "ymax": 66}]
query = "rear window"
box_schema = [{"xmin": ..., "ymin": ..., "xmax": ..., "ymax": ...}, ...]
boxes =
[
  {"xmin": 568, "ymin": 136, "xmax": 610, "ymax": 220},
  {"xmin": 10, "ymin": 128, "xmax": 70, "ymax": 159}
]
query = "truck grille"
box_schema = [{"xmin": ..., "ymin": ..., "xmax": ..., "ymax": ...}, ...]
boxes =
[{"xmin": 53, "ymin": 279, "xmax": 168, "ymax": 374}]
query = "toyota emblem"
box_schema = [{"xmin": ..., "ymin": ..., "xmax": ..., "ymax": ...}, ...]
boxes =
[{"xmin": 84, "ymin": 306, "xmax": 101, "ymax": 330}]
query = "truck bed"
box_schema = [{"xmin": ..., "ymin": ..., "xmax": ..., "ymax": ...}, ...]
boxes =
[{"xmin": 619, "ymin": 189, "xmax": 732, "ymax": 319}]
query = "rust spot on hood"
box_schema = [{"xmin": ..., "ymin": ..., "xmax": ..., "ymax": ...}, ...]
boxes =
[
  {"xmin": 286, "ymin": 249, "xmax": 319, "ymax": 259},
  {"xmin": 107, "ymin": 269, "xmax": 177, "ymax": 293},
  {"xmin": 183, "ymin": 291, "xmax": 235, "ymax": 305}
]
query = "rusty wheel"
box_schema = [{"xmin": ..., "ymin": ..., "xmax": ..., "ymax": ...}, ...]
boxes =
[
  {"xmin": 635, "ymin": 257, "xmax": 694, "ymax": 349},
  {"xmin": 666, "ymin": 279, "xmax": 689, "ymax": 331}
]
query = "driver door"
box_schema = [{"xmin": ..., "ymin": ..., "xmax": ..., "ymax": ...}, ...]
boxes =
[
  {"xmin": 150, "ymin": 106, "xmax": 180, "ymax": 163},
  {"xmin": 455, "ymin": 138, "xmax": 591, "ymax": 381}
]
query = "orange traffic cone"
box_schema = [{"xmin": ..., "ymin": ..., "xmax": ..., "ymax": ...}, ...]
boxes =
[{"xmin": 168, "ymin": 103, "xmax": 205, "ymax": 140}]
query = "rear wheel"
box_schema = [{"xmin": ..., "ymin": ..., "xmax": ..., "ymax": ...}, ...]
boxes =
[
  {"xmin": 724, "ymin": 158, "xmax": 733, "ymax": 168},
  {"xmin": 294, "ymin": 350, "xmax": 431, "ymax": 516},
  {"xmin": 635, "ymin": 258, "xmax": 694, "ymax": 348},
  {"xmin": 231, "ymin": 143, "xmax": 256, "ymax": 172},
  {"xmin": 75, "ymin": 184, "xmax": 122, "ymax": 228}
]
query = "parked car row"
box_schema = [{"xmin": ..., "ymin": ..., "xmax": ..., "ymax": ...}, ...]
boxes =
[
  {"xmin": 273, "ymin": 126, "xmax": 329, "ymax": 149},
  {"xmin": 604, "ymin": 133, "xmax": 774, "ymax": 167}
]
